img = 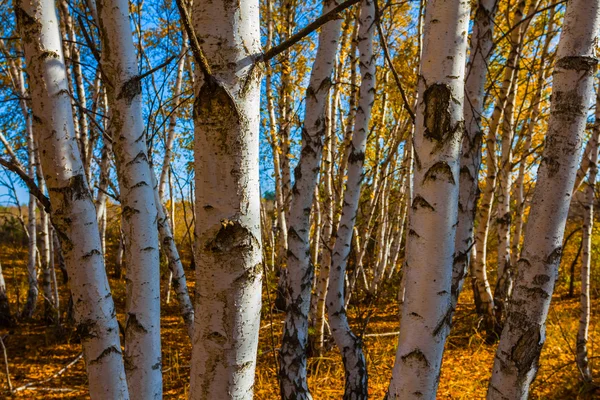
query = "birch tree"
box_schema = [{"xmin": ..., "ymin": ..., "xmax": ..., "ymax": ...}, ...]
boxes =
[
  {"xmin": 15, "ymin": 0, "xmax": 129, "ymax": 396},
  {"xmin": 487, "ymin": 1, "xmax": 600, "ymax": 397},
  {"xmin": 451, "ymin": 0, "xmax": 498, "ymax": 309},
  {"xmin": 279, "ymin": 1, "xmax": 343, "ymax": 397},
  {"xmin": 575, "ymin": 84, "xmax": 600, "ymax": 386},
  {"xmin": 387, "ymin": 0, "xmax": 470, "ymax": 397},
  {"xmin": 176, "ymin": 0, "xmax": 264, "ymax": 396},
  {"xmin": 326, "ymin": 0, "xmax": 375, "ymax": 396},
  {"xmin": 96, "ymin": 0, "xmax": 163, "ymax": 396}
]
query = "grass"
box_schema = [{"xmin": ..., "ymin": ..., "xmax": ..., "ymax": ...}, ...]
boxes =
[{"xmin": 0, "ymin": 243, "xmax": 597, "ymax": 399}]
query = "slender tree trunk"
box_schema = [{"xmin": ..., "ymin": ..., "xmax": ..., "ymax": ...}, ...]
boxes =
[
  {"xmin": 15, "ymin": 0, "xmax": 129, "ymax": 396},
  {"xmin": 280, "ymin": 0, "xmax": 342, "ymax": 396},
  {"xmin": 326, "ymin": 0, "xmax": 375, "ymax": 395},
  {"xmin": 487, "ymin": 1, "xmax": 600, "ymax": 396},
  {"xmin": 452, "ymin": 0, "xmax": 498, "ymax": 311},
  {"xmin": 313, "ymin": 97, "xmax": 335, "ymax": 355},
  {"xmin": 96, "ymin": 0, "xmax": 163, "ymax": 396},
  {"xmin": 159, "ymin": 37, "xmax": 188, "ymax": 200},
  {"xmin": 23, "ymin": 129, "xmax": 38, "ymax": 319},
  {"xmin": 493, "ymin": 75, "xmax": 518, "ymax": 326},
  {"xmin": 186, "ymin": 0, "xmax": 263, "ymax": 397},
  {"xmin": 576, "ymin": 87, "xmax": 600, "ymax": 385},
  {"xmin": 0, "ymin": 257, "xmax": 12, "ymax": 327},
  {"xmin": 388, "ymin": 0, "xmax": 470, "ymax": 397},
  {"xmin": 511, "ymin": 8, "xmax": 556, "ymax": 265},
  {"xmin": 153, "ymin": 173, "xmax": 194, "ymax": 338},
  {"xmin": 471, "ymin": 0, "xmax": 530, "ymax": 337}
]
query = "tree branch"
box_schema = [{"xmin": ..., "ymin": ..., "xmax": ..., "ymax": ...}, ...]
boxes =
[
  {"xmin": 175, "ymin": 0, "xmax": 212, "ymax": 80},
  {"xmin": 0, "ymin": 158, "xmax": 51, "ymax": 213},
  {"xmin": 374, "ymin": 0, "xmax": 415, "ymax": 124},
  {"xmin": 259, "ymin": 0, "xmax": 360, "ymax": 62}
]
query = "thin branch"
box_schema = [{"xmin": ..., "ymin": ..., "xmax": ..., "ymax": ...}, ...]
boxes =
[
  {"xmin": 373, "ymin": 0, "xmax": 415, "ymax": 124},
  {"xmin": 12, "ymin": 353, "xmax": 83, "ymax": 393},
  {"xmin": 76, "ymin": 16, "xmax": 101, "ymax": 64},
  {"xmin": 175, "ymin": 0, "xmax": 212, "ymax": 80},
  {"xmin": 0, "ymin": 158, "xmax": 51, "ymax": 213},
  {"xmin": 0, "ymin": 335, "xmax": 12, "ymax": 392},
  {"xmin": 259, "ymin": 0, "xmax": 360, "ymax": 62},
  {"xmin": 137, "ymin": 55, "xmax": 177, "ymax": 81}
]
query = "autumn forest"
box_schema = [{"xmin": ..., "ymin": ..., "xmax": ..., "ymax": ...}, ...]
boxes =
[{"xmin": 0, "ymin": 0, "xmax": 598, "ymax": 398}]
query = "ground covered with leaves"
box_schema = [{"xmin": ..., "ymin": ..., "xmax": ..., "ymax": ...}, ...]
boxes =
[{"xmin": 0, "ymin": 244, "xmax": 597, "ymax": 399}]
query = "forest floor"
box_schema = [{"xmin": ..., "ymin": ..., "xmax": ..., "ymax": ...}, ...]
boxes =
[{"xmin": 0, "ymin": 245, "xmax": 598, "ymax": 399}]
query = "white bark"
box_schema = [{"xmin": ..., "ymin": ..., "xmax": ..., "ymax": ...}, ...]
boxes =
[
  {"xmin": 511, "ymin": 8, "xmax": 556, "ymax": 267},
  {"xmin": 153, "ymin": 173, "xmax": 194, "ymax": 338},
  {"xmin": 188, "ymin": 0, "xmax": 263, "ymax": 397},
  {"xmin": 487, "ymin": 1, "xmax": 600, "ymax": 397},
  {"xmin": 159, "ymin": 37, "xmax": 188, "ymax": 200},
  {"xmin": 279, "ymin": 0, "xmax": 342, "ymax": 397},
  {"xmin": 0, "ymin": 254, "xmax": 11, "ymax": 326},
  {"xmin": 313, "ymin": 100, "xmax": 334, "ymax": 354},
  {"xmin": 493, "ymin": 76, "xmax": 518, "ymax": 323},
  {"xmin": 24, "ymin": 125, "xmax": 38, "ymax": 319},
  {"xmin": 388, "ymin": 0, "xmax": 470, "ymax": 397},
  {"xmin": 96, "ymin": 0, "xmax": 163, "ymax": 396},
  {"xmin": 451, "ymin": 0, "xmax": 498, "ymax": 310},
  {"xmin": 326, "ymin": 0, "xmax": 375, "ymax": 395},
  {"xmin": 576, "ymin": 87, "xmax": 600, "ymax": 385},
  {"xmin": 15, "ymin": 0, "xmax": 129, "ymax": 396}
]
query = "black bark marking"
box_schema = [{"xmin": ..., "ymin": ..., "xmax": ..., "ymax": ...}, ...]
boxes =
[
  {"xmin": 82, "ymin": 249, "xmax": 102, "ymax": 259},
  {"xmin": 424, "ymin": 161, "xmax": 456, "ymax": 185},
  {"xmin": 348, "ymin": 149, "xmax": 366, "ymax": 164},
  {"xmin": 401, "ymin": 349, "xmax": 430, "ymax": 368},
  {"xmin": 545, "ymin": 246, "xmax": 562, "ymax": 266},
  {"xmin": 206, "ymin": 219, "xmax": 254, "ymax": 253},
  {"xmin": 76, "ymin": 319, "xmax": 98, "ymax": 341},
  {"xmin": 555, "ymin": 56, "xmax": 598, "ymax": 72},
  {"xmin": 532, "ymin": 274, "xmax": 550, "ymax": 286},
  {"xmin": 412, "ymin": 195, "xmax": 435, "ymax": 212},
  {"xmin": 125, "ymin": 151, "xmax": 149, "ymax": 167},
  {"xmin": 195, "ymin": 77, "xmax": 241, "ymax": 122},
  {"xmin": 121, "ymin": 205, "xmax": 140, "ymax": 220},
  {"xmin": 207, "ymin": 331, "xmax": 228, "ymax": 345},
  {"xmin": 511, "ymin": 326, "xmax": 542, "ymax": 378},
  {"xmin": 423, "ymin": 84, "xmax": 452, "ymax": 142},
  {"xmin": 117, "ymin": 77, "xmax": 142, "ymax": 104},
  {"xmin": 89, "ymin": 346, "xmax": 122, "ymax": 365},
  {"xmin": 126, "ymin": 313, "xmax": 148, "ymax": 334},
  {"xmin": 433, "ymin": 305, "xmax": 453, "ymax": 337}
]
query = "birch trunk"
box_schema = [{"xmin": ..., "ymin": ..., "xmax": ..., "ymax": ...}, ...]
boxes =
[
  {"xmin": 487, "ymin": 1, "xmax": 600, "ymax": 396},
  {"xmin": 511, "ymin": 9, "xmax": 556, "ymax": 265},
  {"xmin": 158, "ymin": 37, "xmax": 188, "ymax": 199},
  {"xmin": 15, "ymin": 0, "xmax": 129, "ymax": 396},
  {"xmin": 326, "ymin": 0, "xmax": 375, "ymax": 395},
  {"xmin": 387, "ymin": 0, "xmax": 470, "ymax": 397},
  {"xmin": 153, "ymin": 173, "xmax": 194, "ymax": 338},
  {"xmin": 471, "ymin": 0, "xmax": 529, "ymax": 336},
  {"xmin": 187, "ymin": 0, "xmax": 263, "ymax": 397},
  {"xmin": 451, "ymin": 0, "xmax": 498, "ymax": 310},
  {"xmin": 576, "ymin": 87, "xmax": 600, "ymax": 385},
  {"xmin": 313, "ymin": 98, "xmax": 335, "ymax": 355},
  {"xmin": 96, "ymin": 0, "xmax": 163, "ymax": 396},
  {"xmin": 493, "ymin": 76, "xmax": 518, "ymax": 326},
  {"xmin": 0, "ymin": 257, "xmax": 11, "ymax": 327},
  {"xmin": 280, "ymin": 0, "xmax": 342, "ymax": 396},
  {"xmin": 23, "ymin": 128, "xmax": 38, "ymax": 319}
]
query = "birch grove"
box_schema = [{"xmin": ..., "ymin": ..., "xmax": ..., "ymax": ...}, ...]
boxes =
[{"xmin": 0, "ymin": 0, "xmax": 599, "ymax": 398}]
